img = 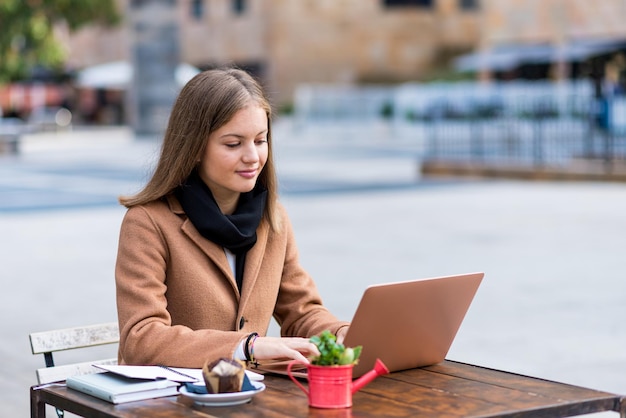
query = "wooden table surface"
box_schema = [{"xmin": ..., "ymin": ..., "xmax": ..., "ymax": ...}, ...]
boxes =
[{"xmin": 31, "ymin": 360, "xmax": 625, "ymax": 418}]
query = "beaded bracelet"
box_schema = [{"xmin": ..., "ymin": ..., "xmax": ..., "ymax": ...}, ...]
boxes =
[{"xmin": 249, "ymin": 333, "xmax": 259, "ymax": 367}]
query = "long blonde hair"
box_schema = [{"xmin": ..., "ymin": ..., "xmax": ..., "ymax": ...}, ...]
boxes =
[{"xmin": 119, "ymin": 68, "xmax": 280, "ymax": 231}]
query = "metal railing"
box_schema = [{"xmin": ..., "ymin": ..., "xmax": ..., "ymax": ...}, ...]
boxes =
[
  {"xmin": 293, "ymin": 82, "xmax": 626, "ymax": 173},
  {"xmin": 419, "ymin": 97, "xmax": 625, "ymax": 170}
]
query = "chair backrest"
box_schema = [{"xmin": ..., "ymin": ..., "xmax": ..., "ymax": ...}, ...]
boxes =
[{"xmin": 29, "ymin": 322, "xmax": 120, "ymax": 385}]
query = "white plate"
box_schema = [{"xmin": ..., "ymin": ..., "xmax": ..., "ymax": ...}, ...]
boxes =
[
  {"xmin": 179, "ymin": 382, "xmax": 266, "ymax": 406},
  {"xmin": 245, "ymin": 370, "xmax": 264, "ymax": 381}
]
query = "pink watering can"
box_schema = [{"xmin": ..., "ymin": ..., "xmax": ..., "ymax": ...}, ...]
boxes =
[{"xmin": 287, "ymin": 358, "xmax": 389, "ymax": 409}]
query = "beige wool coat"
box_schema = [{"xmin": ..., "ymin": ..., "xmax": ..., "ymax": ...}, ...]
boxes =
[{"xmin": 115, "ymin": 194, "xmax": 348, "ymax": 368}]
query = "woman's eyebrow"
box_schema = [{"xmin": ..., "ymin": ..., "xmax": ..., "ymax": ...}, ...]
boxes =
[{"xmin": 219, "ymin": 129, "xmax": 268, "ymax": 139}]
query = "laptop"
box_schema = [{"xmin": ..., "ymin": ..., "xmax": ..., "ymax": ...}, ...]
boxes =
[
  {"xmin": 346, "ymin": 272, "xmax": 483, "ymax": 377},
  {"xmin": 255, "ymin": 272, "xmax": 483, "ymax": 378}
]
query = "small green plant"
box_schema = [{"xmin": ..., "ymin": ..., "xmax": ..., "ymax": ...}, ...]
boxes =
[{"xmin": 309, "ymin": 330, "xmax": 362, "ymax": 366}]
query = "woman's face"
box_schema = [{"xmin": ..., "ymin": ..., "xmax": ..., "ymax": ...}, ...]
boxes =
[{"xmin": 199, "ymin": 104, "xmax": 269, "ymax": 211}]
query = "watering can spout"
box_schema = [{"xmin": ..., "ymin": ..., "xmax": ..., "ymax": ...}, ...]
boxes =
[{"xmin": 351, "ymin": 358, "xmax": 389, "ymax": 394}]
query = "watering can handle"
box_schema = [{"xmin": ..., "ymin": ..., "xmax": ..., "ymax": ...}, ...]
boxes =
[{"xmin": 287, "ymin": 360, "xmax": 309, "ymax": 395}]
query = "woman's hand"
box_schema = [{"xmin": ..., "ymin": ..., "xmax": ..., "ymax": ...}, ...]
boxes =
[
  {"xmin": 253, "ymin": 336, "xmax": 320, "ymax": 364},
  {"xmin": 336, "ymin": 326, "xmax": 349, "ymax": 344}
]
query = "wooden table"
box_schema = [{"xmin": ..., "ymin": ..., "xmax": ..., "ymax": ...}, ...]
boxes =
[{"xmin": 31, "ymin": 360, "xmax": 625, "ymax": 417}]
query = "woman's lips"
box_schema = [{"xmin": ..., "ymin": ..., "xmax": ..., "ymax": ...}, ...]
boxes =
[{"xmin": 237, "ymin": 169, "xmax": 257, "ymax": 179}]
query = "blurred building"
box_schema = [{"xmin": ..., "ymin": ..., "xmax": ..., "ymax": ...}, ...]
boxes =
[
  {"xmin": 481, "ymin": 0, "xmax": 626, "ymax": 46},
  {"xmin": 61, "ymin": 0, "xmax": 482, "ymax": 107},
  {"xmin": 50, "ymin": 0, "xmax": 626, "ymax": 118},
  {"xmin": 457, "ymin": 0, "xmax": 626, "ymax": 86}
]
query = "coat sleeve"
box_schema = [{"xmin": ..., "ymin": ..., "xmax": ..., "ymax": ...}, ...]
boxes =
[
  {"xmin": 272, "ymin": 206, "xmax": 350, "ymax": 338},
  {"xmin": 115, "ymin": 205, "xmax": 247, "ymax": 368}
]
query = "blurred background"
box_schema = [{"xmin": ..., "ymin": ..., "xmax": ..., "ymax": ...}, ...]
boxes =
[
  {"xmin": 2, "ymin": 1, "xmax": 626, "ymax": 417},
  {"xmin": 2, "ymin": 0, "xmax": 626, "ymax": 173}
]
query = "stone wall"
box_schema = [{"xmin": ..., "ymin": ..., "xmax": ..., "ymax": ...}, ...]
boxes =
[{"xmin": 62, "ymin": 0, "xmax": 480, "ymax": 106}]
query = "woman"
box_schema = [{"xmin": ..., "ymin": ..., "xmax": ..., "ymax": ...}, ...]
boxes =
[{"xmin": 115, "ymin": 68, "xmax": 349, "ymax": 368}]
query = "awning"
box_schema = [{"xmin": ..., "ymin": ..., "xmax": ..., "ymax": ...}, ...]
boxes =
[
  {"xmin": 76, "ymin": 61, "xmax": 201, "ymax": 89},
  {"xmin": 454, "ymin": 44, "xmax": 553, "ymax": 72},
  {"xmin": 454, "ymin": 39, "xmax": 626, "ymax": 72},
  {"xmin": 560, "ymin": 39, "xmax": 626, "ymax": 61}
]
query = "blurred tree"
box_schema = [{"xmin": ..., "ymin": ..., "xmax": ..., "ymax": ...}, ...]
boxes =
[{"xmin": 0, "ymin": 0, "xmax": 120, "ymax": 83}]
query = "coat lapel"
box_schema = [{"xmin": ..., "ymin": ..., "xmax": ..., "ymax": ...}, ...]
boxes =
[{"xmin": 239, "ymin": 220, "xmax": 269, "ymax": 310}]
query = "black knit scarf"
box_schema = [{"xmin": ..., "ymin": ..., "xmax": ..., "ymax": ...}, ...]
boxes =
[{"xmin": 174, "ymin": 170, "xmax": 267, "ymax": 292}]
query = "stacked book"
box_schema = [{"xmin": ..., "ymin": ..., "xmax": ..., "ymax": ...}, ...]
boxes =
[{"xmin": 66, "ymin": 364, "xmax": 198, "ymax": 404}]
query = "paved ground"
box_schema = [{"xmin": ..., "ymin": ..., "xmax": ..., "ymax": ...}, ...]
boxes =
[{"xmin": 1, "ymin": 120, "xmax": 625, "ymax": 416}]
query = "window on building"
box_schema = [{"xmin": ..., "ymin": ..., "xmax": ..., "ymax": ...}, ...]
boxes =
[
  {"xmin": 232, "ymin": 0, "xmax": 246, "ymax": 15},
  {"xmin": 383, "ymin": 0, "xmax": 433, "ymax": 8},
  {"xmin": 191, "ymin": 0, "xmax": 204, "ymax": 20},
  {"xmin": 459, "ymin": 0, "xmax": 479, "ymax": 11}
]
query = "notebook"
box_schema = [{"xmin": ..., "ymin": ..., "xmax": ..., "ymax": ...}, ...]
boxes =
[
  {"xmin": 93, "ymin": 364, "xmax": 198, "ymax": 383},
  {"xmin": 256, "ymin": 272, "xmax": 483, "ymax": 378},
  {"xmin": 66, "ymin": 372, "xmax": 180, "ymax": 404}
]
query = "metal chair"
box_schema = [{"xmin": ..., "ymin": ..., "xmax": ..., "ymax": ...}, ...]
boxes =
[{"xmin": 29, "ymin": 322, "xmax": 119, "ymax": 418}]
